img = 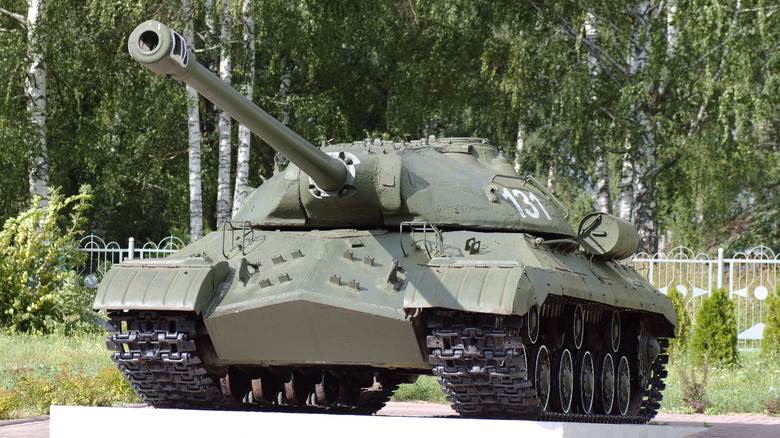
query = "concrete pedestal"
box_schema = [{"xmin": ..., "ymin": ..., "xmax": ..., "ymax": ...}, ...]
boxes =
[{"xmin": 49, "ymin": 405, "xmax": 706, "ymax": 438}]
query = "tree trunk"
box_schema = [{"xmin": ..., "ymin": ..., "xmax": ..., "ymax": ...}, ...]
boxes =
[
  {"xmin": 183, "ymin": 0, "xmax": 203, "ymax": 242},
  {"xmin": 216, "ymin": 0, "xmax": 232, "ymax": 227},
  {"xmin": 595, "ymin": 155, "xmax": 611, "ymax": 214},
  {"xmin": 205, "ymin": 0, "xmax": 217, "ymax": 45},
  {"xmin": 514, "ymin": 121, "xmax": 524, "ymax": 173},
  {"xmin": 586, "ymin": 11, "xmax": 611, "ymax": 214},
  {"xmin": 232, "ymin": 0, "xmax": 254, "ymax": 216},
  {"xmin": 26, "ymin": 0, "xmax": 48, "ymax": 206},
  {"xmin": 617, "ymin": 149, "xmax": 634, "ymax": 221},
  {"xmin": 633, "ymin": 143, "xmax": 657, "ymax": 253},
  {"xmin": 627, "ymin": 1, "xmax": 658, "ymax": 254},
  {"xmin": 279, "ymin": 71, "xmax": 292, "ymax": 126}
]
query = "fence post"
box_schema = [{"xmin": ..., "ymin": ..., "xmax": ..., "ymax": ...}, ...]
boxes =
[
  {"xmin": 717, "ymin": 247, "xmax": 724, "ymax": 289},
  {"xmin": 648, "ymin": 257, "xmax": 654, "ymax": 286},
  {"xmin": 128, "ymin": 237, "xmax": 135, "ymax": 261}
]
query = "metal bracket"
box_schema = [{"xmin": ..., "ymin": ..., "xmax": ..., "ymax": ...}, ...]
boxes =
[{"xmin": 465, "ymin": 237, "xmax": 481, "ymax": 254}]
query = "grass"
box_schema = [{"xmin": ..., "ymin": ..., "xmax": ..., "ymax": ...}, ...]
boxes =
[
  {"xmin": 3, "ymin": 331, "xmax": 780, "ymax": 419},
  {"xmin": 659, "ymin": 348, "xmax": 780, "ymax": 415},
  {"xmin": 0, "ymin": 331, "xmax": 140, "ymax": 419}
]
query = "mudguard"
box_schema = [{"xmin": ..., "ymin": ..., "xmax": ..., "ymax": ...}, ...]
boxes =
[
  {"xmin": 93, "ymin": 257, "xmax": 230, "ymax": 314},
  {"xmin": 404, "ymin": 255, "xmax": 676, "ymax": 333}
]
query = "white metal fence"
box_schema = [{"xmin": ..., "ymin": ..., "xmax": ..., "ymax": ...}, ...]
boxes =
[
  {"xmin": 77, "ymin": 234, "xmax": 185, "ymax": 276},
  {"xmin": 632, "ymin": 246, "xmax": 779, "ymax": 348}
]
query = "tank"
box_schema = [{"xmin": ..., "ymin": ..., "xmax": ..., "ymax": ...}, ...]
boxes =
[{"xmin": 93, "ymin": 20, "xmax": 676, "ymax": 423}]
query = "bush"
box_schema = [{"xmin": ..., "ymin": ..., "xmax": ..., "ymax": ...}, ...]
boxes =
[
  {"xmin": 668, "ymin": 287, "xmax": 691, "ymax": 351},
  {"xmin": 761, "ymin": 288, "xmax": 780, "ymax": 356},
  {"xmin": 766, "ymin": 395, "xmax": 780, "ymax": 416},
  {"xmin": 0, "ymin": 365, "xmax": 138, "ymax": 419},
  {"xmin": 0, "ymin": 389, "xmax": 20, "ymax": 420},
  {"xmin": 392, "ymin": 376, "xmax": 447, "ymax": 403},
  {"xmin": 677, "ymin": 362, "xmax": 709, "ymax": 414},
  {"xmin": 690, "ymin": 288, "xmax": 738, "ymax": 366},
  {"xmin": 0, "ymin": 186, "xmax": 96, "ymax": 333}
]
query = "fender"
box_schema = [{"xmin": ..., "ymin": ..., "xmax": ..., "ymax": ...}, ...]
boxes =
[
  {"xmin": 403, "ymin": 256, "xmax": 675, "ymax": 333},
  {"xmin": 404, "ymin": 258, "xmax": 536, "ymax": 316},
  {"xmin": 93, "ymin": 257, "xmax": 230, "ymax": 314}
]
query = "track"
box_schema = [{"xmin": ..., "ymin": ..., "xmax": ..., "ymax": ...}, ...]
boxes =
[
  {"xmin": 426, "ymin": 309, "xmax": 668, "ymax": 423},
  {"xmin": 106, "ymin": 311, "xmax": 396, "ymax": 415},
  {"xmin": 106, "ymin": 308, "xmax": 667, "ymax": 423}
]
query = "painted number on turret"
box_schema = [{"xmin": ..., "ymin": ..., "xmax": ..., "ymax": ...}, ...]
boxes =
[{"xmin": 501, "ymin": 188, "xmax": 552, "ymax": 220}]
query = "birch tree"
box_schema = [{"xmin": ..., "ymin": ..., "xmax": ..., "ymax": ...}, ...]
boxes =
[
  {"xmin": 1, "ymin": 1, "xmax": 48, "ymax": 206},
  {"xmin": 232, "ymin": 0, "xmax": 254, "ymax": 216},
  {"xmin": 25, "ymin": 0, "xmax": 47, "ymax": 205},
  {"xmin": 183, "ymin": 0, "xmax": 203, "ymax": 241},
  {"xmin": 586, "ymin": 11, "xmax": 611, "ymax": 214},
  {"xmin": 216, "ymin": 0, "xmax": 232, "ymax": 227}
]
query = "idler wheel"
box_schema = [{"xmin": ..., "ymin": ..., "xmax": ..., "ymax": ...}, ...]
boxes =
[
  {"xmin": 576, "ymin": 350, "xmax": 595, "ymax": 414},
  {"xmin": 617, "ymin": 355, "xmax": 631, "ymax": 416},
  {"xmin": 573, "ymin": 304, "xmax": 584, "ymax": 350},
  {"xmin": 553, "ymin": 348, "xmax": 574, "ymax": 413},
  {"xmin": 250, "ymin": 372, "xmax": 278, "ymax": 405},
  {"xmin": 534, "ymin": 345, "xmax": 551, "ymax": 411},
  {"xmin": 314, "ymin": 371, "xmax": 339, "ymax": 406},
  {"xmin": 338, "ymin": 384, "xmax": 361, "ymax": 406},
  {"xmin": 609, "ymin": 311, "xmax": 621, "ymax": 353},
  {"xmin": 283, "ymin": 371, "xmax": 311, "ymax": 406},
  {"xmin": 597, "ymin": 353, "xmax": 615, "ymax": 414},
  {"xmin": 527, "ymin": 305, "xmax": 540, "ymax": 344}
]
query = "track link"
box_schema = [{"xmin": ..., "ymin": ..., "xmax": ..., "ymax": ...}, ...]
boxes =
[{"xmin": 106, "ymin": 311, "xmax": 223, "ymax": 408}]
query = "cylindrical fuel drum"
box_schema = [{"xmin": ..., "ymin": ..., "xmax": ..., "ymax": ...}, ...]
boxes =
[{"xmin": 577, "ymin": 212, "xmax": 639, "ymax": 259}]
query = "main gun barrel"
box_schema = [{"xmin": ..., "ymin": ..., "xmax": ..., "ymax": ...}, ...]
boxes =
[{"xmin": 127, "ymin": 21, "xmax": 348, "ymax": 192}]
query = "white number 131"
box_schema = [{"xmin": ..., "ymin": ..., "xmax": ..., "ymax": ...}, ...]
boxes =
[{"xmin": 501, "ymin": 188, "xmax": 552, "ymax": 220}]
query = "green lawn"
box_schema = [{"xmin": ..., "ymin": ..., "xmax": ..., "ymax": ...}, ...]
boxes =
[
  {"xmin": 659, "ymin": 349, "xmax": 780, "ymax": 414},
  {"xmin": 3, "ymin": 332, "xmax": 779, "ymax": 419},
  {"xmin": 0, "ymin": 332, "xmax": 139, "ymax": 419}
]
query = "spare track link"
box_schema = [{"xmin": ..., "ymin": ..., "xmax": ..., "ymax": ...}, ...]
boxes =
[
  {"xmin": 106, "ymin": 311, "xmax": 223, "ymax": 408},
  {"xmin": 427, "ymin": 310, "xmax": 669, "ymax": 423}
]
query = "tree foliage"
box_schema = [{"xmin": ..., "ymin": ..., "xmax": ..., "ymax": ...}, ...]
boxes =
[{"xmin": 0, "ymin": 0, "xmax": 778, "ymax": 253}]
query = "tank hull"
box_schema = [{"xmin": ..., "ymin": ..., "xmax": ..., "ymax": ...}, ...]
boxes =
[
  {"xmin": 95, "ymin": 228, "xmax": 674, "ymax": 365},
  {"xmin": 96, "ymin": 227, "xmax": 673, "ymax": 419}
]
